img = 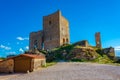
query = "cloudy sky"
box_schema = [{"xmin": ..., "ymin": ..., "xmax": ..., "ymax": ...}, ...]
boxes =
[{"xmin": 0, "ymin": 0, "xmax": 120, "ymax": 57}]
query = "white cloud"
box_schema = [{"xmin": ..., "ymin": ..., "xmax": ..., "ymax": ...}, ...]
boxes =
[
  {"xmin": 19, "ymin": 48, "xmax": 24, "ymax": 53},
  {"xmin": 0, "ymin": 45, "xmax": 11, "ymax": 50},
  {"xmin": 16, "ymin": 42, "xmax": 23, "ymax": 45},
  {"xmin": 25, "ymin": 46, "xmax": 29, "ymax": 50},
  {"xmin": 17, "ymin": 37, "xmax": 24, "ymax": 40},
  {"xmin": 115, "ymin": 46, "xmax": 120, "ymax": 51},
  {"xmin": 7, "ymin": 52, "xmax": 16, "ymax": 55},
  {"xmin": 16, "ymin": 37, "xmax": 29, "ymax": 41}
]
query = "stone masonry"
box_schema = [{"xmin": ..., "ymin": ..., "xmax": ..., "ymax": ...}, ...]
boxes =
[
  {"xmin": 0, "ymin": 59, "xmax": 14, "ymax": 73},
  {"xmin": 103, "ymin": 47, "xmax": 115, "ymax": 59},
  {"xmin": 74, "ymin": 40, "xmax": 89, "ymax": 47},
  {"xmin": 29, "ymin": 10, "xmax": 70, "ymax": 50},
  {"xmin": 29, "ymin": 31, "xmax": 43, "ymax": 51},
  {"xmin": 95, "ymin": 32, "xmax": 102, "ymax": 48}
]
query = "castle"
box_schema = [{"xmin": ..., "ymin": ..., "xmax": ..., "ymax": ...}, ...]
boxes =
[
  {"xmin": 0, "ymin": 11, "xmax": 116, "ymax": 74},
  {"xmin": 29, "ymin": 10, "xmax": 104, "ymax": 52},
  {"xmin": 29, "ymin": 10, "xmax": 70, "ymax": 51}
]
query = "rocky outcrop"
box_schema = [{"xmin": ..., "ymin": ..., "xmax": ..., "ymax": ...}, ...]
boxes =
[
  {"xmin": 42, "ymin": 42, "xmax": 115, "ymax": 62},
  {"xmin": 66, "ymin": 47, "xmax": 97, "ymax": 61},
  {"xmin": 102, "ymin": 47, "xmax": 115, "ymax": 60}
]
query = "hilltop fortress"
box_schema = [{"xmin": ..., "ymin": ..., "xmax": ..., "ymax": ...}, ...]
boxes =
[
  {"xmin": 29, "ymin": 11, "xmax": 115, "ymax": 60},
  {"xmin": 29, "ymin": 10, "xmax": 102, "ymax": 51},
  {"xmin": 29, "ymin": 10, "xmax": 70, "ymax": 50},
  {"xmin": 0, "ymin": 11, "xmax": 116, "ymax": 74}
]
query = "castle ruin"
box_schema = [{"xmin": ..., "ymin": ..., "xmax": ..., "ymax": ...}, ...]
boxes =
[
  {"xmin": 29, "ymin": 10, "xmax": 70, "ymax": 51},
  {"xmin": 95, "ymin": 32, "xmax": 102, "ymax": 48}
]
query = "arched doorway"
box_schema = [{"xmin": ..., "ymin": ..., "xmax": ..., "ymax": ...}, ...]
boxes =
[
  {"xmin": 63, "ymin": 38, "xmax": 65, "ymax": 44},
  {"xmin": 66, "ymin": 38, "xmax": 69, "ymax": 43}
]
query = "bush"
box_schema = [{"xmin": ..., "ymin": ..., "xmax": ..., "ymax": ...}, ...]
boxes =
[{"xmin": 96, "ymin": 49, "xmax": 103, "ymax": 56}]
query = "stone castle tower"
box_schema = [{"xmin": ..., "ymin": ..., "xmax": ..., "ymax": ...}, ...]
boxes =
[
  {"xmin": 29, "ymin": 10, "xmax": 70, "ymax": 50},
  {"xmin": 95, "ymin": 32, "xmax": 102, "ymax": 48},
  {"xmin": 29, "ymin": 31, "xmax": 43, "ymax": 51}
]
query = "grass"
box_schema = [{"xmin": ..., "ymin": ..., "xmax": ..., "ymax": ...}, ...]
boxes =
[
  {"xmin": 42, "ymin": 62, "xmax": 57, "ymax": 68},
  {"xmin": 74, "ymin": 45, "xmax": 82, "ymax": 48},
  {"xmin": 40, "ymin": 44, "xmax": 119, "ymax": 66},
  {"xmin": 0, "ymin": 57, "xmax": 5, "ymax": 60},
  {"xmin": 92, "ymin": 54, "xmax": 113, "ymax": 63}
]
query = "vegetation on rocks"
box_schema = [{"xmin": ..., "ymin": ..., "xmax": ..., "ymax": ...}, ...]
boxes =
[
  {"xmin": 37, "ymin": 46, "xmax": 116, "ymax": 64},
  {"xmin": 39, "ymin": 43, "xmax": 119, "ymax": 65}
]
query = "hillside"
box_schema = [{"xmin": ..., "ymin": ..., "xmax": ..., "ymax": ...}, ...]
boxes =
[{"xmin": 40, "ymin": 42, "xmax": 116, "ymax": 64}]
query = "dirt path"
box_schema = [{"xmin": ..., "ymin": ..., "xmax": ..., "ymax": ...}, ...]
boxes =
[{"xmin": 1, "ymin": 62, "xmax": 120, "ymax": 80}]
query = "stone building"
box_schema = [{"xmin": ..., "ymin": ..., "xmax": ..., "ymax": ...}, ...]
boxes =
[
  {"xmin": 30, "ymin": 31, "xmax": 43, "ymax": 51},
  {"xmin": 0, "ymin": 59, "xmax": 14, "ymax": 73},
  {"xmin": 0, "ymin": 54, "xmax": 46, "ymax": 73},
  {"xmin": 13, "ymin": 54, "xmax": 46, "ymax": 73},
  {"xmin": 29, "ymin": 10, "xmax": 70, "ymax": 50},
  {"xmin": 74, "ymin": 40, "xmax": 89, "ymax": 47},
  {"xmin": 95, "ymin": 32, "xmax": 102, "ymax": 48}
]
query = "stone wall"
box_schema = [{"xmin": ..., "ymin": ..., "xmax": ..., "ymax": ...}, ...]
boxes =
[
  {"xmin": 29, "ymin": 11, "xmax": 70, "ymax": 50},
  {"xmin": 29, "ymin": 30, "xmax": 43, "ymax": 51},
  {"xmin": 103, "ymin": 47, "xmax": 115, "ymax": 59},
  {"xmin": 43, "ymin": 10, "xmax": 61, "ymax": 50},
  {"xmin": 74, "ymin": 40, "xmax": 89, "ymax": 47},
  {"xmin": 95, "ymin": 32, "xmax": 102, "ymax": 48},
  {"xmin": 0, "ymin": 59, "xmax": 14, "ymax": 73},
  {"xmin": 29, "ymin": 10, "xmax": 70, "ymax": 50},
  {"xmin": 43, "ymin": 10, "xmax": 70, "ymax": 50},
  {"xmin": 33, "ymin": 59, "xmax": 46, "ymax": 70},
  {"xmin": 60, "ymin": 16, "xmax": 70, "ymax": 45}
]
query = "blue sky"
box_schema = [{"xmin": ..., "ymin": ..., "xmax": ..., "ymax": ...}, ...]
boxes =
[{"xmin": 0, "ymin": 0, "xmax": 120, "ymax": 57}]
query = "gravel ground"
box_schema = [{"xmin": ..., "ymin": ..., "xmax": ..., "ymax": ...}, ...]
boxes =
[
  {"xmin": 1, "ymin": 62, "xmax": 120, "ymax": 80},
  {"xmin": 0, "ymin": 73, "xmax": 24, "ymax": 80}
]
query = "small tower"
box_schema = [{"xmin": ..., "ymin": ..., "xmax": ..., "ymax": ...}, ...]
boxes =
[{"xmin": 95, "ymin": 32, "xmax": 102, "ymax": 48}]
